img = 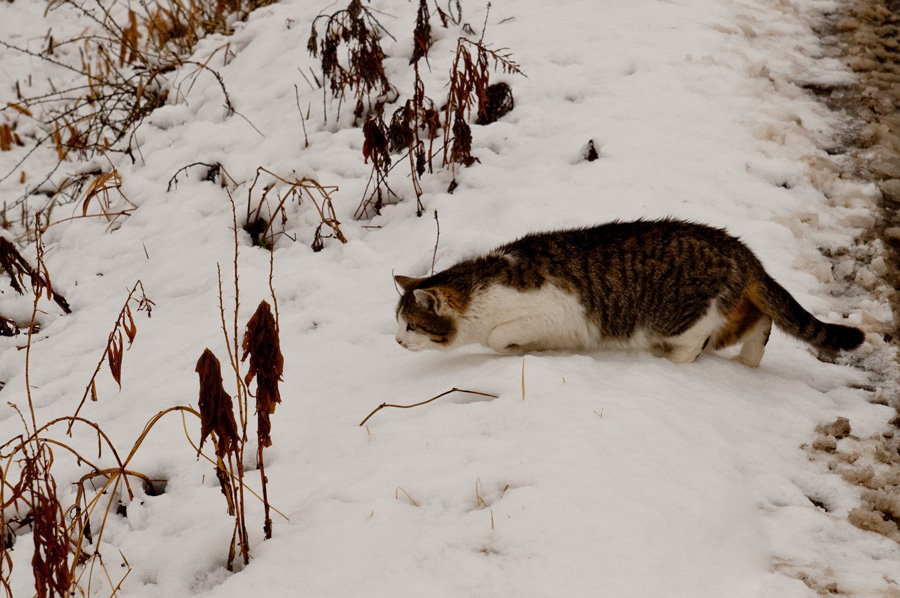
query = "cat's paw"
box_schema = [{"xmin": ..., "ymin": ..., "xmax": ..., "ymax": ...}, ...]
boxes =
[{"xmin": 489, "ymin": 341, "xmax": 522, "ymax": 354}]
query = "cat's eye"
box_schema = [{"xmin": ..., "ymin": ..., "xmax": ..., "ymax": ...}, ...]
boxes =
[{"xmin": 406, "ymin": 323, "xmax": 417, "ymax": 331}]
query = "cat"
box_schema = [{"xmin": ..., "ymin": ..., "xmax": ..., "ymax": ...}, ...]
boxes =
[{"xmin": 393, "ymin": 218, "xmax": 864, "ymax": 367}]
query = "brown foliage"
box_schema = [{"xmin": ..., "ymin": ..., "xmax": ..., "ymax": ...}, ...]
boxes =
[
  {"xmin": 350, "ymin": 6, "xmax": 522, "ymax": 215},
  {"xmin": 0, "ymin": 236, "xmax": 71, "ymax": 315},
  {"xmin": 28, "ymin": 465, "xmax": 71, "ymax": 597},
  {"xmin": 11, "ymin": 444, "xmax": 73, "ymax": 598},
  {"xmin": 0, "ymin": 0, "xmax": 253, "ymax": 233},
  {"xmin": 355, "ymin": 111, "xmax": 398, "ymax": 219},
  {"xmin": 0, "ymin": 119, "xmax": 23, "ymax": 153},
  {"xmin": 196, "ymin": 349, "xmax": 239, "ymax": 461},
  {"xmin": 69, "ymin": 281, "xmax": 153, "ymax": 430},
  {"xmin": 308, "ymin": 0, "xmax": 394, "ymax": 124},
  {"xmin": 241, "ymin": 300, "xmax": 282, "ymax": 540},
  {"xmin": 443, "ymin": 36, "xmax": 523, "ymax": 178},
  {"xmin": 475, "ymin": 82, "xmax": 514, "ymax": 125},
  {"xmin": 410, "ymin": 0, "xmax": 432, "ymax": 65},
  {"xmin": 241, "ymin": 301, "xmax": 283, "ymax": 448}
]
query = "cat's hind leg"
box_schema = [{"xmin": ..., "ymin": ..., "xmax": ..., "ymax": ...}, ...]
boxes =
[
  {"xmin": 730, "ymin": 315, "xmax": 772, "ymax": 368},
  {"xmin": 660, "ymin": 306, "xmax": 726, "ymax": 364},
  {"xmin": 712, "ymin": 295, "xmax": 771, "ymax": 367}
]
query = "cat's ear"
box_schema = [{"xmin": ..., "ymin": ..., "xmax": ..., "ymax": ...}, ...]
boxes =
[
  {"xmin": 395, "ymin": 275, "xmax": 425, "ymax": 293},
  {"xmin": 413, "ymin": 288, "xmax": 444, "ymax": 313}
]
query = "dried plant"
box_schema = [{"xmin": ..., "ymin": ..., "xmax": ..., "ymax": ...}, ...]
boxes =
[
  {"xmin": 474, "ymin": 81, "xmax": 514, "ymax": 125},
  {"xmin": 15, "ymin": 167, "xmax": 138, "ymax": 243},
  {"xmin": 244, "ymin": 168, "xmax": 346, "ymax": 252},
  {"xmin": 197, "ymin": 349, "xmax": 240, "ymax": 461},
  {"xmin": 355, "ymin": 109, "xmax": 399, "ymax": 219},
  {"xmin": 350, "ymin": 2, "xmax": 521, "ymax": 216},
  {"xmin": 167, "ymin": 161, "xmax": 237, "ymax": 192},
  {"xmin": 0, "ymin": 0, "xmax": 248, "ymax": 237},
  {"xmin": 0, "ymin": 116, "xmax": 24, "ymax": 153},
  {"xmin": 0, "ymin": 210, "xmax": 286, "ymax": 595},
  {"xmin": 308, "ymin": 0, "xmax": 396, "ymax": 124},
  {"xmin": 442, "ymin": 33, "xmax": 523, "ymax": 185},
  {"xmin": 241, "ymin": 302, "xmax": 282, "ymax": 450},
  {"xmin": 241, "ymin": 301, "xmax": 282, "ymax": 539},
  {"xmin": 356, "ymin": 60, "xmax": 440, "ymax": 219},
  {"xmin": 194, "ymin": 197, "xmax": 286, "ymax": 569},
  {"xmin": 410, "ymin": 0, "xmax": 433, "ymax": 65},
  {"xmin": 69, "ymin": 280, "xmax": 154, "ymax": 430},
  {"xmin": 21, "ymin": 443, "xmax": 72, "ymax": 598},
  {"xmin": 196, "ymin": 348, "xmax": 242, "ymax": 541},
  {"xmin": 0, "ymin": 226, "xmax": 142, "ymax": 597},
  {"xmin": 0, "ymin": 236, "xmax": 71, "ymax": 316}
]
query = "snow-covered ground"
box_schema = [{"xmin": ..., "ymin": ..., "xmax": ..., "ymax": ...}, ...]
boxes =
[{"xmin": 1, "ymin": 0, "xmax": 899, "ymax": 596}]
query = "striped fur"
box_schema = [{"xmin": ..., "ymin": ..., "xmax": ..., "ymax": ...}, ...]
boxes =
[{"xmin": 394, "ymin": 219, "xmax": 864, "ymax": 366}]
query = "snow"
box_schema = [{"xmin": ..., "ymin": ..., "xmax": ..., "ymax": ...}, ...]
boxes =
[{"xmin": 1, "ymin": 0, "xmax": 899, "ymax": 596}]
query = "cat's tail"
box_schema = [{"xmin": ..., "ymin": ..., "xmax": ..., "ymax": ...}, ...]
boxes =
[{"xmin": 748, "ymin": 273, "xmax": 864, "ymax": 352}]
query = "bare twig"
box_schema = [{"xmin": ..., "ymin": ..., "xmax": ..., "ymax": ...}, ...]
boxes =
[
  {"xmin": 431, "ymin": 210, "xmax": 440, "ymax": 275},
  {"xmin": 293, "ymin": 84, "xmax": 310, "ymax": 148},
  {"xmin": 359, "ymin": 387, "xmax": 498, "ymax": 426}
]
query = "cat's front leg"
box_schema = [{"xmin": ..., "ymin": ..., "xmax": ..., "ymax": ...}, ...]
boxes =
[{"xmin": 486, "ymin": 318, "xmax": 549, "ymax": 354}]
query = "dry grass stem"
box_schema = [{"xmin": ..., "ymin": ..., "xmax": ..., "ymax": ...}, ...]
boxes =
[
  {"xmin": 359, "ymin": 387, "xmax": 499, "ymax": 426},
  {"xmin": 68, "ymin": 280, "xmax": 154, "ymax": 431},
  {"xmin": 395, "ymin": 487, "xmax": 419, "ymax": 507},
  {"xmin": 178, "ymin": 411, "xmax": 288, "ymax": 521},
  {"xmin": 521, "ymin": 357, "xmax": 525, "ymax": 400}
]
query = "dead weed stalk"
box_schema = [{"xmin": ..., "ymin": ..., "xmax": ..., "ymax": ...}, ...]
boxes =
[
  {"xmin": 0, "ymin": 207, "xmax": 285, "ymax": 594},
  {"xmin": 68, "ymin": 280, "xmax": 155, "ymax": 432},
  {"xmin": 322, "ymin": 1, "xmax": 522, "ymax": 216},
  {"xmin": 244, "ymin": 167, "xmax": 346, "ymax": 252},
  {"xmin": 194, "ymin": 196, "xmax": 284, "ymax": 569},
  {"xmin": 308, "ymin": 0, "xmax": 396, "ymax": 125},
  {"xmin": 0, "ymin": 234, "xmax": 71, "ymax": 318},
  {"xmin": 442, "ymin": 31, "xmax": 523, "ymax": 187},
  {"xmin": 0, "ymin": 0, "xmax": 252, "ymax": 235},
  {"xmin": 241, "ymin": 300, "xmax": 283, "ymax": 539}
]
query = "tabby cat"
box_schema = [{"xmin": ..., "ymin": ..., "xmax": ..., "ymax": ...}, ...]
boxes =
[{"xmin": 393, "ymin": 219, "xmax": 864, "ymax": 367}]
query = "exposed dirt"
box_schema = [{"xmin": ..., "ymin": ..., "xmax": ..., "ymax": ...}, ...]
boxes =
[
  {"xmin": 804, "ymin": 0, "xmax": 900, "ymax": 580},
  {"xmin": 809, "ymin": 0, "xmax": 900, "ymax": 364}
]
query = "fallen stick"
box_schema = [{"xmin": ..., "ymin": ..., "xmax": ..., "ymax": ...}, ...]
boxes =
[{"xmin": 359, "ymin": 387, "xmax": 498, "ymax": 426}]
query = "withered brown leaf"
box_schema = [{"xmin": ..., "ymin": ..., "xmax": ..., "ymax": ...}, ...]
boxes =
[
  {"xmin": 195, "ymin": 349, "xmax": 239, "ymax": 459},
  {"xmin": 107, "ymin": 331, "xmax": 124, "ymax": 388},
  {"xmin": 241, "ymin": 301, "xmax": 283, "ymax": 448}
]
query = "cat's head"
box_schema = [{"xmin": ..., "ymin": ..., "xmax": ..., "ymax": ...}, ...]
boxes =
[{"xmin": 394, "ymin": 275, "xmax": 460, "ymax": 351}]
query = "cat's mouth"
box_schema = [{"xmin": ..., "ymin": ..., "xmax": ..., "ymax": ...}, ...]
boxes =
[{"xmin": 395, "ymin": 337, "xmax": 423, "ymax": 351}]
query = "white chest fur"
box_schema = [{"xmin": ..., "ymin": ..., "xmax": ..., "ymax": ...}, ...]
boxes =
[{"xmin": 455, "ymin": 283, "xmax": 600, "ymax": 353}]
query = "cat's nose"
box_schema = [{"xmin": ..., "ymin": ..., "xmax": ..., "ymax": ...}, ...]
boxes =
[{"xmin": 395, "ymin": 337, "xmax": 403, "ymax": 345}]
